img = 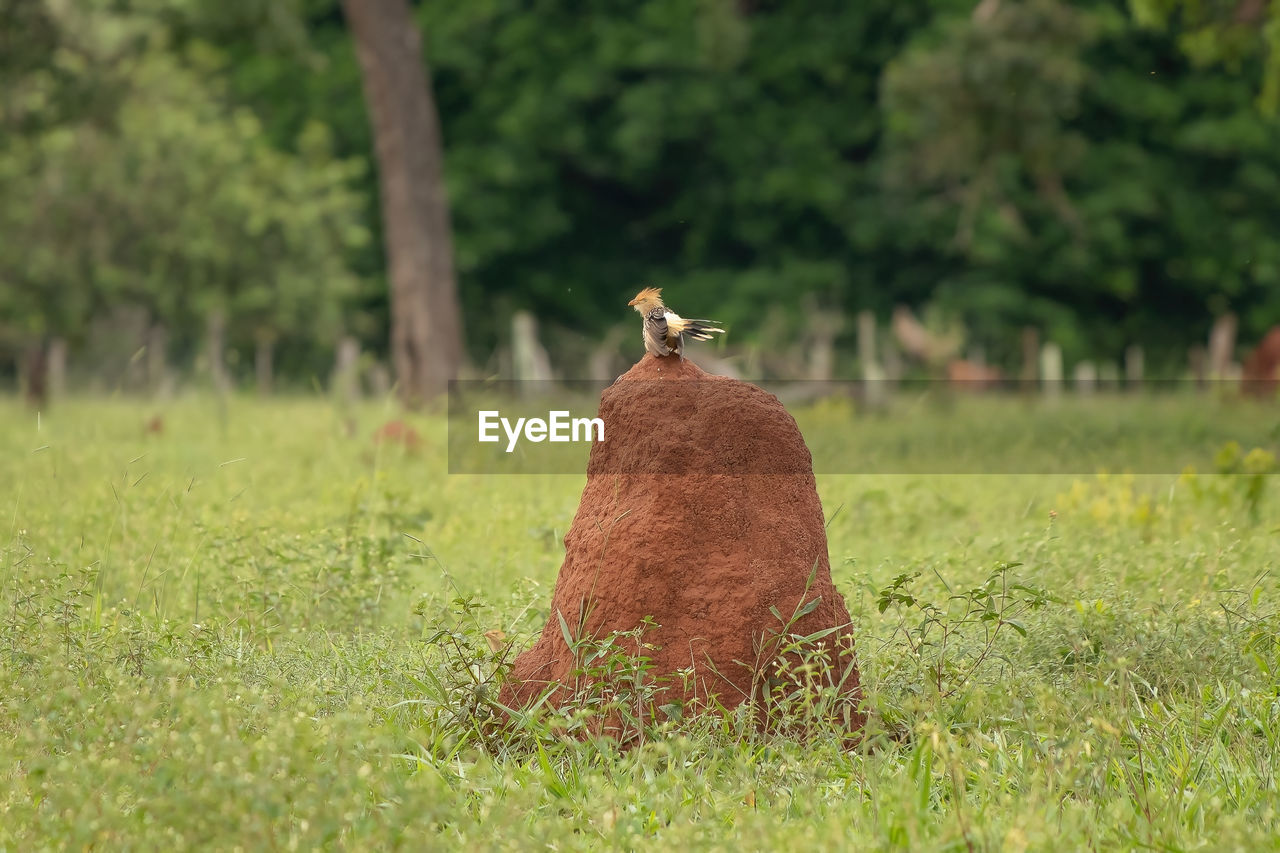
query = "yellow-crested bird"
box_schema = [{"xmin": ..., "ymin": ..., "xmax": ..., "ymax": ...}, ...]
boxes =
[{"xmin": 627, "ymin": 287, "xmax": 725, "ymax": 358}]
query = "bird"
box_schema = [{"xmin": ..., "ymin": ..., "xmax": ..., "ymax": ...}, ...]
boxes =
[{"xmin": 627, "ymin": 287, "xmax": 725, "ymax": 359}]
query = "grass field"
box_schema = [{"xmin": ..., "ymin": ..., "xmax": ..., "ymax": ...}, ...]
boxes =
[{"xmin": 2, "ymin": 393, "xmax": 1278, "ymax": 850}]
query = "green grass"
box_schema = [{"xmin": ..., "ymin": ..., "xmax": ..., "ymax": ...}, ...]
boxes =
[{"xmin": 2, "ymin": 394, "xmax": 1278, "ymax": 850}]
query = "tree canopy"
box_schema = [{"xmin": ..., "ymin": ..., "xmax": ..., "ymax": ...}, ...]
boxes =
[{"xmin": 2, "ymin": 0, "xmax": 1279, "ymax": 384}]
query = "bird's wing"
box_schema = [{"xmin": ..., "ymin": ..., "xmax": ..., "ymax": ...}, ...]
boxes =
[
  {"xmin": 666, "ymin": 310, "xmax": 723, "ymax": 341},
  {"xmin": 645, "ymin": 307, "xmax": 672, "ymax": 356},
  {"xmin": 663, "ymin": 310, "xmax": 687, "ymax": 334}
]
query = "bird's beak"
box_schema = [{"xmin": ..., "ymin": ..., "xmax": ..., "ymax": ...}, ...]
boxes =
[{"xmin": 627, "ymin": 296, "xmax": 638, "ymax": 306}]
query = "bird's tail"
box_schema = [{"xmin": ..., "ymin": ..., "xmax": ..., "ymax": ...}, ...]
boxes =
[{"xmin": 680, "ymin": 319, "xmax": 725, "ymax": 342}]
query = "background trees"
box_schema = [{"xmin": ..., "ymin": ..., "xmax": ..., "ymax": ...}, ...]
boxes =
[
  {"xmin": 2, "ymin": 0, "xmax": 1279, "ymax": 391},
  {"xmin": 0, "ymin": 0, "xmax": 366, "ymax": 394}
]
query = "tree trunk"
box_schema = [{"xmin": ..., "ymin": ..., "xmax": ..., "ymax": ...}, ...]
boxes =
[{"xmin": 342, "ymin": 0, "xmax": 464, "ymax": 405}]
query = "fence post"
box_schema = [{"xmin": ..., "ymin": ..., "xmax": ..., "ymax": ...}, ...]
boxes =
[
  {"xmin": 512, "ymin": 311, "xmax": 554, "ymax": 387},
  {"xmin": 1099, "ymin": 361, "xmax": 1119, "ymax": 389},
  {"xmin": 1040, "ymin": 342, "xmax": 1063, "ymax": 400},
  {"xmin": 1020, "ymin": 327, "xmax": 1040, "ymax": 391},
  {"xmin": 207, "ymin": 310, "xmax": 230, "ymax": 396},
  {"xmin": 333, "ymin": 335, "xmax": 361, "ymax": 405},
  {"xmin": 1189, "ymin": 346, "xmax": 1207, "ymax": 390},
  {"xmin": 1124, "ymin": 344, "xmax": 1144, "ymax": 391},
  {"xmin": 858, "ymin": 310, "xmax": 886, "ymax": 407},
  {"xmin": 47, "ymin": 337, "xmax": 67, "ymax": 401},
  {"xmin": 1073, "ymin": 360, "xmax": 1097, "ymax": 395},
  {"xmin": 1208, "ymin": 313, "xmax": 1237, "ymax": 381}
]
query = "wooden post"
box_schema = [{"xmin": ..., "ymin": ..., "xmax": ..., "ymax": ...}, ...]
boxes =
[
  {"xmin": 1124, "ymin": 344, "xmax": 1143, "ymax": 390},
  {"xmin": 1099, "ymin": 361, "xmax": 1119, "ymax": 389},
  {"xmin": 807, "ymin": 335, "xmax": 834, "ymax": 381},
  {"xmin": 366, "ymin": 362, "xmax": 391, "ymax": 398},
  {"xmin": 858, "ymin": 310, "xmax": 886, "ymax": 407},
  {"xmin": 806, "ymin": 323, "xmax": 837, "ymax": 381},
  {"xmin": 587, "ymin": 325, "xmax": 627, "ymax": 382},
  {"xmin": 1073, "ymin": 360, "xmax": 1097, "ymax": 395},
  {"xmin": 511, "ymin": 311, "xmax": 553, "ymax": 383},
  {"xmin": 1189, "ymin": 345, "xmax": 1207, "ymax": 389},
  {"xmin": 333, "ymin": 336, "xmax": 361, "ymax": 405},
  {"xmin": 47, "ymin": 337, "xmax": 67, "ymax": 401},
  {"xmin": 147, "ymin": 324, "xmax": 170, "ymax": 398},
  {"xmin": 1040, "ymin": 342, "xmax": 1063, "ymax": 400},
  {"xmin": 207, "ymin": 310, "xmax": 230, "ymax": 396},
  {"xmin": 254, "ymin": 330, "xmax": 276, "ymax": 396},
  {"xmin": 1208, "ymin": 313, "xmax": 1237, "ymax": 380},
  {"xmin": 124, "ymin": 310, "xmax": 148, "ymax": 392},
  {"xmin": 1020, "ymin": 327, "xmax": 1039, "ymax": 391},
  {"xmin": 806, "ymin": 299, "xmax": 842, "ymax": 382},
  {"xmin": 21, "ymin": 342, "xmax": 47, "ymax": 407},
  {"xmin": 881, "ymin": 336, "xmax": 903, "ymax": 385}
]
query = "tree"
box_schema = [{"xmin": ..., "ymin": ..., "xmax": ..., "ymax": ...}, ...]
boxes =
[
  {"xmin": 412, "ymin": 0, "xmax": 929, "ymax": 364},
  {"xmin": 876, "ymin": 0, "xmax": 1280, "ymax": 366},
  {"xmin": 5, "ymin": 0, "xmax": 1280, "ymax": 384},
  {"xmin": 341, "ymin": 0, "xmax": 464, "ymax": 404},
  {"xmin": 1131, "ymin": 0, "xmax": 1280, "ymax": 114},
  {"xmin": 882, "ymin": 0, "xmax": 1093, "ymax": 250},
  {"xmin": 0, "ymin": 0, "xmax": 367, "ymax": 393}
]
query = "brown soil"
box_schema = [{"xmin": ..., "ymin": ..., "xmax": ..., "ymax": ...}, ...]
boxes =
[
  {"xmin": 1243, "ymin": 327, "xmax": 1280, "ymax": 396},
  {"xmin": 500, "ymin": 354, "xmax": 864, "ymax": 736},
  {"xmin": 947, "ymin": 358, "xmax": 1003, "ymax": 389}
]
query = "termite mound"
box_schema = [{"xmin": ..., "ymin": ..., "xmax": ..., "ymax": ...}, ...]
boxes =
[{"xmin": 499, "ymin": 353, "xmax": 864, "ymax": 740}]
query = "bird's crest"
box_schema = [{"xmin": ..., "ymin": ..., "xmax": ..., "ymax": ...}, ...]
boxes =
[{"xmin": 627, "ymin": 286, "xmax": 663, "ymax": 306}]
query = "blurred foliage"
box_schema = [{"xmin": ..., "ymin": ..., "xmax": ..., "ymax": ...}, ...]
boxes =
[
  {"xmin": 1131, "ymin": 0, "xmax": 1280, "ymax": 114},
  {"xmin": 0, "ymin": 0, "xmax": 367, "ymax": 372},
  {"xmin": 3, "ymin": 0, "xmax": 1280, "ymax": 381}
]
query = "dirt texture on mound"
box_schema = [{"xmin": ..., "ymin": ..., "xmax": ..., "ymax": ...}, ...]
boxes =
[{"xmin": 500, "ymin": 354, "xmax": 863, "ymax": 735}]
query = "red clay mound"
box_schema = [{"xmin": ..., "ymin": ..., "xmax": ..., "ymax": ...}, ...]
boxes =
[
  {"xmin": 500, "ymin": 354, "xmax": 864, "ymax": 738},
  {"xmin": 1243, "ymin": 327, "xmax": 1280, "ymax": 397}
]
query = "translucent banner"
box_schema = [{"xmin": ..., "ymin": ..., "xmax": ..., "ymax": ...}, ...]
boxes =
[{"xmin": 446, "ymin": 380, "xmax": 1279, "ymax": 475}]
